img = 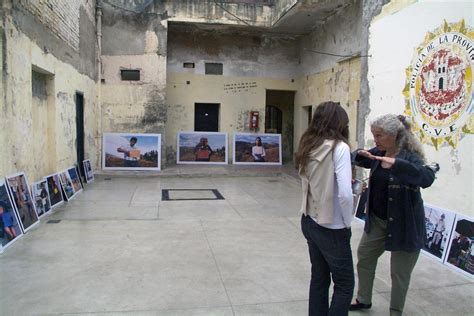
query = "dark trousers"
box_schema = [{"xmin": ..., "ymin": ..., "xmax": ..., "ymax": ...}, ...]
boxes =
[{"xmin": 301, "ymin": 214, "xmax": 354, "ymax": 316}]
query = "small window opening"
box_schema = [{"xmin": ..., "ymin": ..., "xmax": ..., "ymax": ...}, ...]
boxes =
[
  {"xmin": 205, "ymin": 63, "xmax": 223, "ymax": 75},
  {"xmin": 121, "ymin": 69, "xmax": 140, "ymax": 81},
  {"xmin": 183, "ymin": 62, "xmax": 195, "ymax": 68}
]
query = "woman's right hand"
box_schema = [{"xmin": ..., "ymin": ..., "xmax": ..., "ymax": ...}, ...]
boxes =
[{"xmin": 357, "ymin": 149, "xmax": 376, "ymax": 160}]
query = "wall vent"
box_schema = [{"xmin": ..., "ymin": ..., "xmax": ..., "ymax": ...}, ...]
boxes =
[{"xmin": 121, "ymin": 69, "xmax": 140, "ymax": 81}]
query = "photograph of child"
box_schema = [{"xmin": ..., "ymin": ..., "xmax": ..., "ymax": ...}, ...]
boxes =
[
  {"xmin": 32, "ymin": 180, "xmax": 52, "ymax": 218},
  {"xmin": 5, "ymin": 173, "xmax": 39, "ymax": 232},
  {"xmin": 0, "ymin": 179, "xmax": 23, "ymax": 251}
]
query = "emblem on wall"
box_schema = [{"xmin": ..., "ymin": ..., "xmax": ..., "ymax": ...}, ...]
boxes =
[{"xmin": 403, "ymin": 20, "xmax": 473, "ymax": 149}]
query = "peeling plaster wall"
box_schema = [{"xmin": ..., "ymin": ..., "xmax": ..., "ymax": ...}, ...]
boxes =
[
  {"xmin": 166, "ymin": 0, "xmax": 273, "ymax": 27},
  {"xmin": 100, "ymin": 2, "xmax": 168, "ymax": 165},
  {"xmin": 166, "ymin": 72, "xmax": 297, "ymax": 162},
  {"xmin": 166, "ymin": 26, "xmax": 299, "ymax": 162},
  {"xmin": 293, "ymin": 1, "xmax": 362, "ymax": 153},
  {"xmin": 0, "ymin": 1, "xmax": 99, "ymax": 181},
  {"xmin": 297, "ymin": 0, "xmax": 361, "ymax": 76},
  {"xmin": 294, "ymin": 58, "xmax": 360, "ymax": 149},
  {"xmin": 0, "ymin": 18, "xmax": 99, "ymax": 181},
  {"xmin": 367, "ymin": 1, "xmax": 473, "ymax": 216},
  {"xmin": 167, "ymin": 26, "xmax": 300, "ymax": 79}
]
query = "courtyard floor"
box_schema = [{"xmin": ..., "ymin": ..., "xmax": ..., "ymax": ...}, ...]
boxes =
[{"xmin": 0, "ymin": 170, "xmax": 473, "ymax": 315}]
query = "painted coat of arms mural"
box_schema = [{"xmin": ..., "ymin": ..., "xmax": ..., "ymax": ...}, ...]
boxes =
[{"xmin": 404, "ymin": 20, "xmax": 473, "ymax": 149}]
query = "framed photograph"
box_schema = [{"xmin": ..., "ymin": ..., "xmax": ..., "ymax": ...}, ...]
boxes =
[
  {"xmin": 58, "ymin": 170, "xmax": 78, "ymax": 201},
  {"xmin": 5, "ymin": 172, "xmax": 39, "ymax": 233},
  {"xmin": 75, "ymin": 165, "xmax": 84, "ymax": 189},
  {"xmin": 31, "ymin": 180, "xmax": 52, "ymax": 218},
  {"xmin": 177, "ymin": 132, "xmax": 228, "ymax": 164},
  {"xmin": 445, "ymin": 215, "xmax": 474, "ymax": 279},
  {"xmin": 233, "ymin": 133, "xmax": 282, "ymax": 165},
  {"xmin": 422, "ymin": 204, "xmax": 456, "ymax": 262},
  {"xmin": 0, "ymin": 178, "xmax": 23, "ymax": 253},
  {"xmin": 43, "ymin": 173, "xmax": 65, "ymax": 208},
  {"xmin": 103, "ymin": 133, "xmax": 161, "ymax": 171},
  {"xmin": 68, "ymin": 166, "xmax": 83, "ymax": 194},
  {"xmin": 83, "ymin": 159, "xmax": 95, "ymax": 183}
]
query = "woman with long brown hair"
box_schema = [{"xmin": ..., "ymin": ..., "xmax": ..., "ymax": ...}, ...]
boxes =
[{"xmin": 296, "ymin": 101, "xmax": 354, "ymax": 316}]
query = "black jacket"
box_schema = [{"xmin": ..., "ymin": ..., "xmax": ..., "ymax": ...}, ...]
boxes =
[{"xmin": 353, "ymin": 147, "xmax": 436, "ymax": 252}]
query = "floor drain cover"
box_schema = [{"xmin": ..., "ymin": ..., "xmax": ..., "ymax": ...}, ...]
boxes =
[
  {"xmin": 47, "ymin": 220, "xmax": 61, "ymax": 224},
  {"xmin": 162, "ymin": 189, "xmax": 224, "ymax": 201},
  {"xmin": 104, "ymin": 178, "xmax": 112, "ymax": 181},
  {"xmin": 268, "ymin": 179, "xmax": 280, "ymax": 183}
]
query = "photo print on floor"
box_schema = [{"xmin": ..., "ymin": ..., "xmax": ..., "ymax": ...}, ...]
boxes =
[
  {"xmin": 5, "ymin": 172, "xmax": 39, "ymax": 233},
  {"xmin": 43, "ymin": 173, "xmax": 65, "ymax": 208},
  {"xmin": 422, "ymin": 204, "xmax": 456, "ymax": 262},
  {"xmin": 445, "ymin": 215, "xmax": 474, "ymax": 279},
  {"xmin": 0, "ymin": 178, "xmax": 24, "ymax": 253},
  {"xmin": 31, "ymin": 180, "xmax": 52, "ymax": 218},
  {"xmin": 83, "ymin": 159, "xmax": 94, "ymax": 183}
]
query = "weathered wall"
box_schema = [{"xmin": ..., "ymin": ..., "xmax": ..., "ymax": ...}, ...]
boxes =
[
  {"xmin": 0, "ymin": 2, "xmax": 99, "ymax": 182},
  {"xmin": 367, "ymin": 1, "xmax": 473, "ymax": 216},
  {"xmin": 293, "ymin": 1, "xmax": 362, "ymax": 151},
  {"xmin": 166, "ymin": 72, "xmax": 297, "ymax": 163},
  {"xmin": 166, "ymin": 0, "xmax": 273, "ymax": 27},
  {"xmin": 100, "ymin": 1, "xmax": 168, "ymax": 165},
  {"xmin": 167, "ymin": 25, "xmax": 300, "ymax": 78},
  {"xmin": 294, "ymin": 58, "xmax": 361, "ymax": 149},
  {"xmin": 166, "ymin": 26, "xmax": 299, "ymax": 162}
]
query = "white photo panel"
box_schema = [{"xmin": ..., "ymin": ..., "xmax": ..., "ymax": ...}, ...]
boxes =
[{"xmin": 177, "ymin": 132, "xmax": 228, "ymax": 165}]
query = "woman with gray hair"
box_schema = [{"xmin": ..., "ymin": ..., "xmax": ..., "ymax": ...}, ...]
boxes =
[{"xmin": 350, "ymin": 114, "xmax": 436, "ymax": 316}]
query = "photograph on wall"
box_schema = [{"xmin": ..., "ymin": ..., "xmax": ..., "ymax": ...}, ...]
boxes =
[
  {"xmin": 103, "ymin": 133, "xmax": 161, "ymax": 171},
  {"xmin": 422, "ymin": 204, "xmax": 456, "ymax": 262},
  {"xmin": 59, "ymin": 170, "xmax": 77, "ymax": 201},
  {"xmin": 233, "ymin": 133, "xmax": 282, "ymax": 165},
  {"xmin": 44, "ymin": 173, "xmax": 65, "ymax": 208},
  {"xmin": 31, "ymin": 180, "xmax": 52, "ymax": 218},
  {"xmin": 68, "ymin": 166, "xmax": 83, "ymax": 193},
  {"xmin": 0, "ymin": 178, "xmax": 23, "ymax": 253},
  {"xmin": 445, "ymin": 215, "xmax": 474, "ymax": 278},
  {"xmin": 5, "ymin": 172, "xmax": 39, "ymax": 232},
  {"xmin": 83, "ymin": 159, "xmax": 94, "ymax": 183},
  {"xmin": 177, "ymin": 132, "xmax": 228, "ymax": 164}
]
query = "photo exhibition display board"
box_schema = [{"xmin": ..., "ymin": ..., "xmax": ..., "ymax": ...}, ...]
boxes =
[
  {"xmin": 177, "ymin": 132, "xmax": 228, "ymax": 165},
  {"xmin": 233, "ymin": 133, "xmax": 282, "ymax": 165}
]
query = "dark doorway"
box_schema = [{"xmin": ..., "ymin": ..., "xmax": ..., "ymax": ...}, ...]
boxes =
[
  {"xmin": 265, "ymin": 105, "xmax": 283, "ymax": 134},
  {"xmin": 75, "ymin": 92, "xmax": 84, "ymax": 177},
  {"xmin": 195, "ymin": 103, "xmax": 219, "ymax": 132},
  {"xmin": 265, "ymin": 90, "xmax": 295, "ymax": 163}
]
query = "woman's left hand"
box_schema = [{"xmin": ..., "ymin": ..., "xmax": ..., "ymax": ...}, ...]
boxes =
[{"xmin": 374, "ymin": 156, "xmax": 396, "ymax": 168}]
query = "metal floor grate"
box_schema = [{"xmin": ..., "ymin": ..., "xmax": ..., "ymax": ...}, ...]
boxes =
[{"xmin": 162, "ymin": 189, "xmax": 224, "ymax": 201}]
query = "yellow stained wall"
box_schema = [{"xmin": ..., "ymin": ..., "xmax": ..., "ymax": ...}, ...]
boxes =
[
  {"xmin": 294, "ymin": 58, "xmax": 361, "ymax": 151},
  {"xmin": 166, "ymin": 72, "xmax": 297, "ymax": 159},
  {"xmin": 0, "ymin": 19, "xmax": 99, "ymax": 182}
]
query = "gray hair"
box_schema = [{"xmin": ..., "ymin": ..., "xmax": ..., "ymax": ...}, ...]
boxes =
[{"xmin": 371, "ymin": 114, "xmax": 426, "ymax": 162}]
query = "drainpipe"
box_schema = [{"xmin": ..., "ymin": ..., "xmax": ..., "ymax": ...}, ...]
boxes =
[{"xmin": 96, "ymin": 0, "xmax": 103, "ymax": 170}]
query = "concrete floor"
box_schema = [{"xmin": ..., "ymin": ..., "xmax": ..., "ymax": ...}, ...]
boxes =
[{"xmin": 0, "ymin": 174, "xmax": 473, "ymax": 315}]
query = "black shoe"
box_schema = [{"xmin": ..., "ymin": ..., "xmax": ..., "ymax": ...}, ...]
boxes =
[{"xmin": 349, "ymin": 299, "xmax": 372, "ymax": 311}]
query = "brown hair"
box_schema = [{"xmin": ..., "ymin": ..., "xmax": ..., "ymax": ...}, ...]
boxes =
[{"xmin": 295, "ymin": 101, "xmax": 349, "ymax": 172}]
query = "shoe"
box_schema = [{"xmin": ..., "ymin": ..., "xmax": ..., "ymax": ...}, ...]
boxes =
[{"xmin": 349, "ymin": 299, "xmax": 372, "ymax": 311}]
